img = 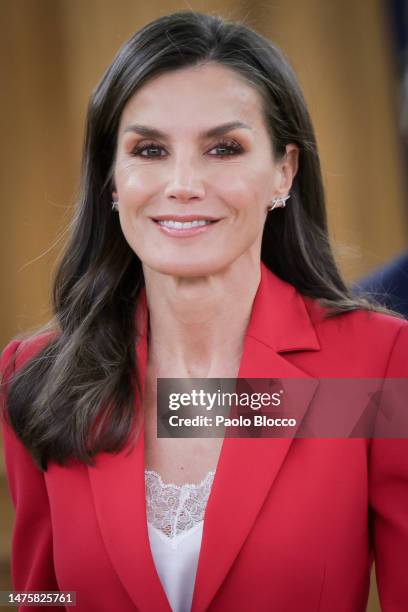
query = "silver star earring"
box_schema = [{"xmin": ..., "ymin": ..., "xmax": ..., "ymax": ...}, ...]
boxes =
[
  {"xmin": 267, "ymin": 194, "xmax": 291, "ymax": 211},
  {"xmin": 112, "ymin": 199, "xmax": 119, "ymax": 211}
]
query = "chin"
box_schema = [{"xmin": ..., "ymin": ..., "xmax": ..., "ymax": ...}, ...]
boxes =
[{"xmin": 143, "ymin": 255, "xmax": 233, "ymax": 278}]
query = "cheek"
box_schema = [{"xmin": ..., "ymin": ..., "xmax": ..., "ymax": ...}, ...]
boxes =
[
  {"xmin": 226, "ymin": 165, "xmax": 272, "ymax": 209},
  {"xmin": 114, "ymin": 163, "xmax": 158, "ymax": 207},
  {"xmin": 231, "ymin": 185, "xmax": 270, "ymax": 229}
]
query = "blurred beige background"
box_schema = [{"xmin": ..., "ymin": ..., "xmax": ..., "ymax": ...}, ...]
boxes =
[{"xmin": 1, "ymin": 1, "xmax": 407, "ymax": 610}]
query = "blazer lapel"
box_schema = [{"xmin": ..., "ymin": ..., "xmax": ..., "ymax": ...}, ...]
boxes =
[
  {"xmin": 88, "ymin": 291, "xmax": 172, "ymax": 611},
  {"xmin": 191, "ymin": 263, "xmax": 321, "ymax": 612}
]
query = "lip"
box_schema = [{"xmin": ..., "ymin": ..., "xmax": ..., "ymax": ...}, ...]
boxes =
[
  {"xmin": 152, "ymin": 217, "xmax": 222, "ymax": 238},
  {"xmin": 151, "ymin": 215, "xmax": 221, "ymax": 222}
]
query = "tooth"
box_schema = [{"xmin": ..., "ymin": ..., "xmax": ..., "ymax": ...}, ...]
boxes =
[{"xmin": 157, "ymin": 219, "xmax": 214, "ymax": 227}]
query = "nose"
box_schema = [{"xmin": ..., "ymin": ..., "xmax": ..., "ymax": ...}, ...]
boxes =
[{"xmin": 164, "ymin": 158, "xmax": 205, "ymax": 203}]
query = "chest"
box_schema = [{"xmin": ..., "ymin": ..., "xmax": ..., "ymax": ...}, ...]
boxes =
[{"xmin": 142, "ymin": 380, "xmax": 224, "ymax": 485}]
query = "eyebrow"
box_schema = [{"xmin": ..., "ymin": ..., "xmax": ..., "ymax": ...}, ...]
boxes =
[{"xmin": 122, "ymin": 121, "xmax": 252, "ymax": 139}]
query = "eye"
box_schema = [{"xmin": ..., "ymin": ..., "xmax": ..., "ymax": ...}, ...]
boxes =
[
  {"xmin": 131, "ymin": 142, "xmax": 166, "ymax": 158},
  {"xmin": 208, "ymin": 139, "xmax": 243, "ymax": 157},
  {"xmin": 130, "ymin": 138, "xmax": 244, "ymax": 159}
]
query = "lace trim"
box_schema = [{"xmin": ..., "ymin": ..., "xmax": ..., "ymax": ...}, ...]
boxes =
[{"xmin": 145, "ymin": 469, "xmax": 215, "ymax": 540}]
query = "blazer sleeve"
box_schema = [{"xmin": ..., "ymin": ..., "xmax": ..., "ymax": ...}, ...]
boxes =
[
  {"xmin": 0, "ymin": 339, "xmax": 61, "ymax": 610},
  {"xmin": 368, "ymin": 324, "xmax": 408, "ymax": 611}
]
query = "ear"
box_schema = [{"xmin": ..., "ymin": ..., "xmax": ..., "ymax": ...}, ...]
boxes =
[{"xmin": 276, "ymin": 144, "xmax": 299, "ymax": 194}]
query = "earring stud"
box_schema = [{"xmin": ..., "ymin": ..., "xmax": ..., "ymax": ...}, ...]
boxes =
[
  {"xmin": 267, "ymin": 194, "xmax": 291, "ymax": 211},
  {"xmin": 112, "ymin": 199, "xmax": 119, "ymax": 211}
]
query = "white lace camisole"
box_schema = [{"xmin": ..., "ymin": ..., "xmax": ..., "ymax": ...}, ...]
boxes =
[{"xmin": 145, "ymin": 469, "xmax": 216, "ymax": 612}]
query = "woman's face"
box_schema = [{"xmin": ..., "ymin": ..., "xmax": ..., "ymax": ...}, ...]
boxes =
[{"xmin": 113, "ymin": 62, "xmax": 298, "ymax": 276}]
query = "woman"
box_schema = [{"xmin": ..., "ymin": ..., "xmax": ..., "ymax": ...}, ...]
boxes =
[{"xmin": 1, "ymin": 10, "xmax": 407, "ymax": 612}]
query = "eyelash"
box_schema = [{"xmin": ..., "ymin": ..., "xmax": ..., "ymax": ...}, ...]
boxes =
[{"xmin": 130, "ymin": 139, "xmax": 243, "ymax": 159}]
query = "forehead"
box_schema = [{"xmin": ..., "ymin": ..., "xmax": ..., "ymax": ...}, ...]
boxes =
[{"xmin": 118, "ymin": 62, "xmax": 265, "ymax": 134}]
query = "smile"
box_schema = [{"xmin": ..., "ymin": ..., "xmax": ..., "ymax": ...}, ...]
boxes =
[
  {"xmin": 157, "ymin": 220, "xmax": 213, "ymax": 229},
  {"xmin": 151, "ymin": 217, "xmax": 221, "ymax": 237}
]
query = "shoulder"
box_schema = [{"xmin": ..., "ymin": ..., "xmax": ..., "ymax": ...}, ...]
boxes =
[
  {"xmin": 0, "ymin": 332, "xmax": 57, "ymax": 458},
  {"xmin": 304, "ymin": 296, "xmax": 407, "ymax": 337},
  {"xmin": 0, "ymin": 331, "xmax": 57, "ymax": 379},
  {"xmin": 354, "ymin": 251, "xmax": 408, "ymax": 315},
  {"xmin": 357, "ymin": 250, "xmax": 408, "ymax": 291},
  {"xmin": 302, "ymin": 297, "xmax": 408, "ymax": 376}
]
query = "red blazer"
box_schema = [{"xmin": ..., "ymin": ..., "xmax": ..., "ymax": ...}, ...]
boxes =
[{"xmin": 1, "ymin": 262, "xmax": 408, "ymax": 612}]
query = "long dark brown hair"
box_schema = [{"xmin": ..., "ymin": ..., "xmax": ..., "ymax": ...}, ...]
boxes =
[{"xmin": 0, "ymin": 10, "xmax": 398, "ymax": 471}]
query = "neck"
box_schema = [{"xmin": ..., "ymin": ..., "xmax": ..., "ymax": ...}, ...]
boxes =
[{"xmin": 142, "ymin": 258, "xmax": 261, "ymax": 378}]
